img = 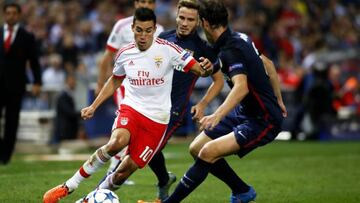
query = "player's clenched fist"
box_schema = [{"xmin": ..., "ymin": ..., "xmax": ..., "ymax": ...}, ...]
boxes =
[
  {"xmin": 81, "ymin": 106, "xmax": 95, "ymax": 120},
  {"xmin": 199, "ymin": 57, "xmax": 213, "ymax": 76}
]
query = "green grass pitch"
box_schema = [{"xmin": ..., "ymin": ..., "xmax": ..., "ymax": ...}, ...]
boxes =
[{"xmin": 0, "ymin": 141, "xmax": 359, "ymax": 203}]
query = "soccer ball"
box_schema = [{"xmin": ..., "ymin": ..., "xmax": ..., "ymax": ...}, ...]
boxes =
[{"xmin": 86, "ymin": 189, "xmax": 120, "ymax": 203}]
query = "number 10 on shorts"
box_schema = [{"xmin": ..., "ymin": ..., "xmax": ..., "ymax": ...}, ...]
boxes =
[{"xmin": 139, "ymin": 146, "xmax": 153, "ymax": 162}]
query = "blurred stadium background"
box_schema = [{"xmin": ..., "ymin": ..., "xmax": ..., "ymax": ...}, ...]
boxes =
[{"xmin": 0, "ymin": 0, "xmax": 359, "ymax": 158}]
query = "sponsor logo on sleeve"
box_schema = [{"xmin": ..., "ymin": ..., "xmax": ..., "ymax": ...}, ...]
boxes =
[
  {"xmin": 181, "ymin": 51, "xmax": 191, "ymax": 61},
  {"xmin": 184, "ymin": 49, "xmax": 194, "ymax": 56}
]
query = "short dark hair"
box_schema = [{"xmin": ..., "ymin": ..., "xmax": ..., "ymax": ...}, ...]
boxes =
[
  {"xmin": 133, "ymin": 7, "xmax": 157, "ymax": 25},
  {"xmin": 198, "ymin": 0, "xmax": 228, "ymax": 28},
  {"xmin": 3, "ymin": 2, "xmax": 22, "ymax": 13},
  {"xmin": 177, "ymin": 0, "xmax": 200, "ymax": 11}
]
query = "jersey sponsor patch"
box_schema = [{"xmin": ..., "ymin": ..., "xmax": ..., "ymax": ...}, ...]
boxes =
[
  {"xmin": 128, "ymin": 76, "xmax": 165, "ymax": 86},
  {"xmin": 229, "ymin": 63, "xmax": 243, "ymax": 72}
]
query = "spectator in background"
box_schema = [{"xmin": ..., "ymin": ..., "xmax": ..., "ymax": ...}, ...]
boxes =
[
  {"xmin": 74, "ymin": 20, "xmax": 98, "ymax": 54},
  {"xmin": 0, "ymin": 2, "xmax": 42, "ymax": 165},
  {"xmin": 42, "ymin": 53, "xmax": 65, "ymax": 89},
  {"xmin": 52, "ymin": 74, "xmax": 80, "ymax": 145},
  {"xmin": 58, "ymin": 31, "xmax": 79, "ymax": 73},
  {"xmin": 303, "ymin": 62, "xmax": 336, "ymax": 139},
  {"xmin": 333, "ymin": 75, "xmax": 360, "ymax": 117}
]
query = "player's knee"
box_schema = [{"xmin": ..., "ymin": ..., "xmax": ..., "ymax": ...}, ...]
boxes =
[
  {"xmin": 105, "ymin": 129, "xmax": 130, "ymax": 155},
  {"xmin": 190, "ymin": 132, "xmax": 211, "ymax": 158},
  {"xmin": 104, "ymin": 141, "xmax": 122, "ymax": 156},
  {"xmin": 198, "ymin": 142, "xmax": 216, "ymax": 163},
  {"xmin": 189, "ymin": 142, "xmax": 200, "ymax": 158}
]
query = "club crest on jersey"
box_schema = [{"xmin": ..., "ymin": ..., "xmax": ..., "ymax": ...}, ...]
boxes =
[
  {"xmin": 154, "ymin": 56, "xmax": 163, "ymax": 68},
  {"xmin": 120, "ymin": 117, "xmax": 128, "ymax": 125}
]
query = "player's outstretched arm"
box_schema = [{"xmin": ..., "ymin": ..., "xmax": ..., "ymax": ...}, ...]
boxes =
[
  {"xmin": 81, "ymin": 75, "xmax": 124, "ymax": 120},
  {"xmin": 191, "ymin": 70, "xmax": 224, "ymax": 120},
  {"xmin": 96, "ymin": 50, "xmax": 116, "ymax": 96},
  {"xmin": 260, "ymin": 54, "xmax": 287, "ymax": 117}
]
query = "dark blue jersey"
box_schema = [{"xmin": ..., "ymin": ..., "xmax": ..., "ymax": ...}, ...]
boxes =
[
  {"xmin": 213, "ymin": 28, "xmax": 283, "ymax": 126},
  {"xmin": 159, "ymin": 30, "xmax": 219, "ymax": 124}
]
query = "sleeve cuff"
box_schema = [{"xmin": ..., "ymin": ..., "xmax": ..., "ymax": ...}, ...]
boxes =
[
  {"xmin": 113, "ymin": 75, "xmax": 126, "ymax": 79},
  {"xmin": 183, "ymin": 58, "xmax": 197, "ymax": 73},
  {"xmin": 106, "ymin": 45, "xmax": 118, "ymax": 53}
]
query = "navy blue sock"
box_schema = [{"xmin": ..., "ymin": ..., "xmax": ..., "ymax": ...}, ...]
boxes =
[
  {"xmin": 148, "ymin": 151, "xmax": 169, "ymax": 187},
  {"xmin": 210, "ymin": 158, "xmax": 249, "ymax": 194},
  {"xmin": 163, "ymin": 158, "xmax": 212, "ymax": 203}
]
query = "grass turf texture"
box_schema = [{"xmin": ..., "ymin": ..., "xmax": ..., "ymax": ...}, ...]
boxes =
[{"xmin": 0, "ymin": 141, "xmax": 359, "ymax": 203}]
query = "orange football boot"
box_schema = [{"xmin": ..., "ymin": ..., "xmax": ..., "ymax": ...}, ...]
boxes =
[{"xmin": 43, "ymin": 184, "xmax": 70, "ymax": 203}]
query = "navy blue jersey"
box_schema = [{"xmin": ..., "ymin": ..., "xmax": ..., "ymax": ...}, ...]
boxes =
[
  {"xmin": 213, "ymin": 28, "xmax": 283, "ymax": 126},
  {"xmin": 158, "ymin": 30, "xmax": 219, "ymax": 130}
]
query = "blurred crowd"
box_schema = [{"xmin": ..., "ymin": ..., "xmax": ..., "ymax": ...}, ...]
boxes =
[{"xmin": 1, "ymin": 0, "xmax": 359, "ymax": 140}]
